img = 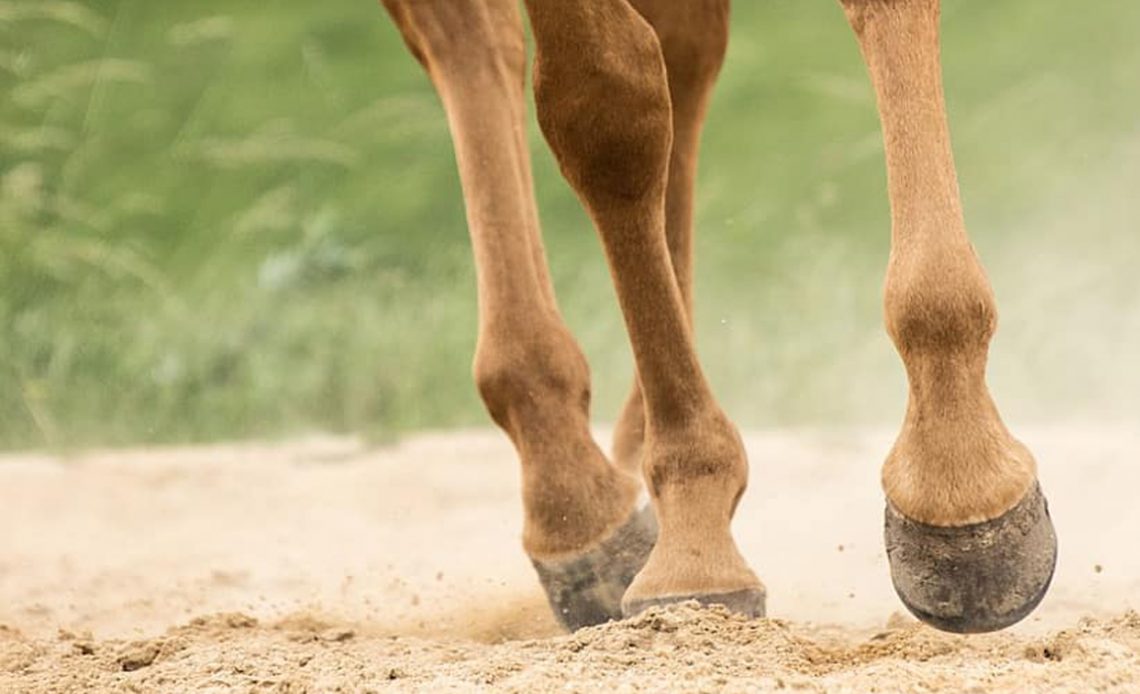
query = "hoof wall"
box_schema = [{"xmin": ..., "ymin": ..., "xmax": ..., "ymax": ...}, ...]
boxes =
[
  {"xmin": 531, "ymin": 506, "xmax": 657, "ymax": 631},
  {"xmin": 885, "ymin": 482, "xmax": 1057, "ymax": 634},
  {"xmin": 623, "ymin": 587, "xmax": 767, "ymax": 620}
]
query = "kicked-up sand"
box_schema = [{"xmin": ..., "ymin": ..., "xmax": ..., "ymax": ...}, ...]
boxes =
[{"xmin": 1, "ymin": 425, "xmax": 1138, "ymax": 692}]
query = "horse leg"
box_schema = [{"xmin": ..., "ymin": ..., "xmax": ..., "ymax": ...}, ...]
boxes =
[
  {"xmin": 382, "ymin": 0, "xmax": 654, "ymax": 630},
  {"xmin": 523, "ymin": 0, "xmax": 765, "ymax": 617},
  {"xmin": 840, "ymin": 0, "xmax": 1057, "ymax": 633},
  {"xmin": 612, "ymin": 0, "xmax": 731, "ymax": 476}
]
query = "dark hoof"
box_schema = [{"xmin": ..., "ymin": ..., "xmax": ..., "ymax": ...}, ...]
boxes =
[
  {"xmin": 531, "ymin": 505, "xmax": 657, "ymax": 631},
  {"xmin": 885, "ymin": 482, "xmax": 1057, "ymax": 634},
  {"xmin": 623, "ymin": 587, "xmax": 766, "ymax": 620}
]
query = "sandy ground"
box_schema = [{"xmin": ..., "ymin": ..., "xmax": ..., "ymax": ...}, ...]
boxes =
[{"xmin": 1, "ymin": 425, "xmax": 1138, "ymax": 692}]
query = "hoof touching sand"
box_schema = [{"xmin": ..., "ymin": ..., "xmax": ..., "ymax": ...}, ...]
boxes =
[
  {"xmin": 532, "ymin": 505, "xmax": 657, "ymax": 630},
  {"xmin": 623, "ymin": 586, "xmax": 767, "ymax": 620}
]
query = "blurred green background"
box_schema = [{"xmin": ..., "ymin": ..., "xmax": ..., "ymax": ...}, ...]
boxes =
[{"xmin": 1, "ymin": 1, "xmax": 1137, "ymax": 450}]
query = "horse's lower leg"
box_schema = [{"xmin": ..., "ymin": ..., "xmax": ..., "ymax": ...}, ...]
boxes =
[
  {"xmin": 841, "ymin": 0, "xmax": 1057, "ymax": 633},
  {"xmin": 382, "ymin": 0, "xmax": 652, "ymax": 630},
  {"xmin": 524, "ymin": 0, "xmax": 764, "ymax": 617}
]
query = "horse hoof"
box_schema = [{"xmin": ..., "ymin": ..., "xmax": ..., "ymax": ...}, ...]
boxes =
[
  {"xmin": 884, "ymin": 482, "xmax": 1057, "ymax": 634},
  {"xmin": 622, "ymin": 586, "xmax": 766, "ymax": 619},
  {"xmin": 530, "ymin": 505, "xmax": 657, "ymax": 631}
]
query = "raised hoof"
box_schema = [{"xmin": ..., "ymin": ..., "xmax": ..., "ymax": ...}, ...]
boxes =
[
  {"xmin": 622, "ymin": 587, "xmax": 767, "ymax": 620},
  {"xmin": 884, "ymin": 482, "xmax": 1057, "ymax": 634},
  {"xmin": 530, "ymin": 505, "xmax": 657, "ymax": 631}
]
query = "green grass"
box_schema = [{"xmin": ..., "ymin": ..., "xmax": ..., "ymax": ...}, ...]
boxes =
[{"xmin": 1, "ymin": 1, "xmax": 1138, "ymax": 449}]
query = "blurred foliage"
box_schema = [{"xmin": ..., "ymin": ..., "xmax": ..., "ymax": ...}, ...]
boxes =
[{"xmin": 0, "ymin": 1, "xmax": 1137, "ymax": 449}]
